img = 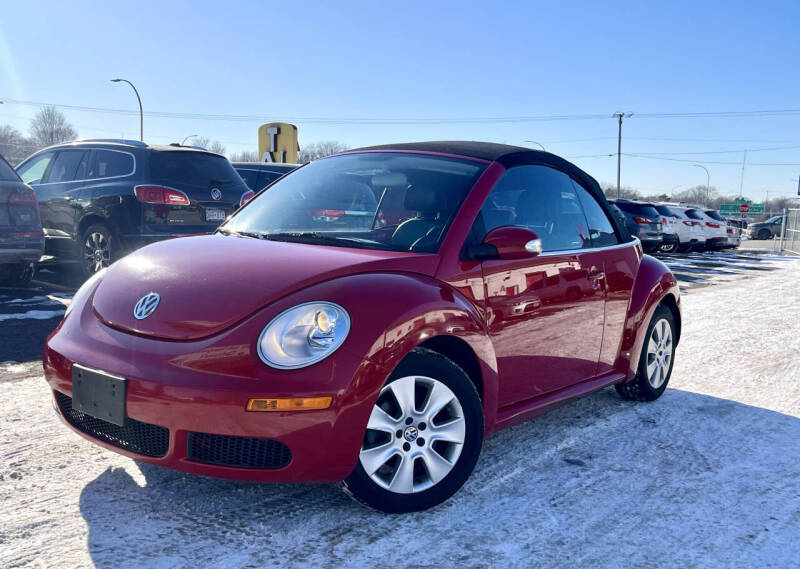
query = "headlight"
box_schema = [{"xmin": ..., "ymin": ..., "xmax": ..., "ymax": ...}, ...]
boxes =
[
  {"xmin": 64, "ymin": 268, "xmax": 108, "ymax": 318},
  {"xmin": 257, "ymin": 302, "xmax": 350, "ymax": 369}
]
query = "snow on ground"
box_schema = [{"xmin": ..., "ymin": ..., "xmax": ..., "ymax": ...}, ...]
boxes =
[{"xmin": 1, "ymin": 258, "xmax": 799, "ymax": 569}]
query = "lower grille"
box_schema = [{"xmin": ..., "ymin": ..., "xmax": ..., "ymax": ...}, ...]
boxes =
[
  {"xmin": 187, "ymin": 432, "xmax": 291, "ymax": 469},
  {"xmin": 54, "ymin": 391, "xmax": 169, "ymax": 458}
]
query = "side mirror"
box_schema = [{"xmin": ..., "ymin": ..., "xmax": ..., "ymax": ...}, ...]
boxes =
[{"xmin": 470, "ymin": 226, "xmax": 542, "ymax": 261}]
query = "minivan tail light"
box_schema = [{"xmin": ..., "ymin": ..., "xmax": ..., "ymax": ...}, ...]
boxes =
[
  {"xmin": 706, "ymin": 222, "xmax": 720, "ymax": 228},
  {"xmin": 239, "ymin": 190, "xmax": 255, "ymax": 207},
  {"xmin": 633, "ymin": 217, "xmax": 652, "ymax": 224},
  {"xmin": 134, "ymin": 185, "xmax": 190, "ymax": 205},
  {"xmin": 726, "ymin": 228, "xmax": 733, "ymax": 234},
  {"xmin": 8, "ymin": 190, "xmax": 38, "ymax": 206}
]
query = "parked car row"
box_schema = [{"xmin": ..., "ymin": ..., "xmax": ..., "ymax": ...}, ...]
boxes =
[{"xmin": 608, "ymin": 198, "xmax": 742, "ymax": 254}]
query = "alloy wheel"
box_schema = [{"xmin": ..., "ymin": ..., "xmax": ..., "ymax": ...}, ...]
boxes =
[
  {"xmin": 359, "ymin": 375, "xmax": 466, "ymax": 494},
  {"xmin": 84, "ymin": 231, "xmax": 111, "ymax": 275},
  {"xmin": 646, "ymin": 318, "xmax": 673, "ymax": 389}
]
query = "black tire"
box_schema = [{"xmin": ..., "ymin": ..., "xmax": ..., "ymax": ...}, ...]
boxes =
[
  {"xmin": 342, "ymin": 347, "xmax": 483, "ymax": 513},
  {"xmin": 79, "ymin": 223, "xmax": 115, "ymax": 279},
  {"xmin": 660, "ymin": 240, "xmax": 678, "ymax": 254},
  {"xmin": 615, "ymin": 304, "xmax": 676, "ymax": 402},
  {"xmin": 0, "ymin": 262, "xmax": 35, "ymax": 287},
  {"xmin": 757, "ymin": 228, "xmax": 771, "ymax": 240}
]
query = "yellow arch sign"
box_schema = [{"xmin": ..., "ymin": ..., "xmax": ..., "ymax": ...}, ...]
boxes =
[{"xmin": 258, "ymin": 122, "xmax": 298, "ymax": 164}]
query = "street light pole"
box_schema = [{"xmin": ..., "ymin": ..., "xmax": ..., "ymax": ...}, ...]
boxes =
[
  {"xmin": 110, "ymin": 78, "xmax": 143, "ymax": 141},
  {"xmin": 693, "ymin": 164, "xmax": 710, "ymax": 206},
  {"xmin": 181, "ymin": 134, "xmax": 198, "ymax": 146},
  {"xmin": 614, "ymin": 112, "xmax": 633, "ymax": 198},
  {"xmin": 524, "ymin": 140, "xmax": 545, "ymax": 151}
]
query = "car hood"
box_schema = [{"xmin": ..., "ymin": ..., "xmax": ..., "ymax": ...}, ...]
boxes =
[{"xmin": 92, "ymin": 234, "xmax": 439, "ymax": 340}]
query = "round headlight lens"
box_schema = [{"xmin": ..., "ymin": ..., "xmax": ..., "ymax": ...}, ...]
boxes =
[{"xmin": 257, "ymin": 302, "xmax": 350, "ymax": 369}]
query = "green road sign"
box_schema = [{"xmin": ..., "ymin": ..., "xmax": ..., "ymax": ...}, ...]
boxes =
[{"xmin": 720, "ymin": 200, "xmax": 764, "ymax": 215}]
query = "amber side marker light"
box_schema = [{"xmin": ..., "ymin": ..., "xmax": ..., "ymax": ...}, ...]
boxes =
[{"xmin": 246, "ymin": 397, "xmax": 332, "ymax": 412}]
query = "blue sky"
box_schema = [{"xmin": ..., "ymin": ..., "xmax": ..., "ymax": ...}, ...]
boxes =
[{"xmin": 2, "ymin": 0, "xmax": 799, "ymax": 199}]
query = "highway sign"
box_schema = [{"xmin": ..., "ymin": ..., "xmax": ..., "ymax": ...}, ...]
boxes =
[{"xmin": 720, "ymin": 200, "xmax": 764, "ymax": 215}]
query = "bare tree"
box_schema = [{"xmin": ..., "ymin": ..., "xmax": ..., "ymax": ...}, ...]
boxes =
[
  {"xmin": 298, "ymin": 141, "xmax": 350, "ymax": 163},
  {"xmin": 674, "ymin": 185, "xmax": 717, "ymax": 206},
  {"xmin": 208, "ymin": 140, "xmax": 226, "ymax": 156},
  {"xmin": 190, "ymin": 136, "xmax": 226, "ymax": 156},
  {"xmin": 602, "ymin": 184, "xmax": 641, "ymax": 200},
  {"xmin": 0, "ymin": 124, "xmax": 40, "ymax": 166},
  {"xmin": 228, "ymin": 150, "xmax": 259, "ymax": 162},
  {"xmin": 30, "ymin": 106, "xmax": 77, "ymax": 147}
]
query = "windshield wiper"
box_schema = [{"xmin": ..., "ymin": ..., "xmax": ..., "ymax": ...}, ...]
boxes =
[
  {"xmin": 262, "ymin": 232, "xmax": 384, "ymax": 249},
  {"xmin": 217, "ymin": 227, "xmax": 264, "ymax": 239}
]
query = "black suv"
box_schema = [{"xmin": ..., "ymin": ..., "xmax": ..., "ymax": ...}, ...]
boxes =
[
  {"xmin": 608, "ymin": 199, "xmax": 664, "ymax": 253},
  {"xmin": 233, "ymin": 162, "xmax": 297, "ymax": 205},
  {"xmin": 0, "ymin": 154, "xmax": 44, "ymax": 286},
  {"xmin": 15, "ymin": 140, "xmax": 249, "ymax": 277}
]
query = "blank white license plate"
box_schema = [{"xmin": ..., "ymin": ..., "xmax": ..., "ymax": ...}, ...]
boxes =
[{"xmin": 205, "ymin": 208, "xmax": 226, "ymax": 221}]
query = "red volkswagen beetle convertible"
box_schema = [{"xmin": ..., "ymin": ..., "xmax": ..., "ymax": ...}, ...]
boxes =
[{"xmin": 44, "ymin": 142, "xmax": 681, "ymax": 512}]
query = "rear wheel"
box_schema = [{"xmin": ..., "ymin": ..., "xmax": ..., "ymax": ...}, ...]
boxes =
[
  {"xmin": 660, "ymin": 240, "xmax": 678, "ymax": 253},
  {"xmin": 80, "ymin": 223, "xmax": 114, "ymax": 278},
  {"xmin": 616, "ymin": 304, "xmax": 676, "ymax": 402},
  {"xmin": 342, "ymin": 348, "xmax": 483, "ymax": 513},
  {"xmin": 0, "ymin": 262, "xmax": 35, "ymax": 287}
]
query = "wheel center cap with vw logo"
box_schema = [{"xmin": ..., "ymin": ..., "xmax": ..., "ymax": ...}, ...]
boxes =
[
  {"xmin": 403, "ymin": 426, "xmax": 419, "ymax": 442},
  {"xmin": 210, "ymin": 188, "xmax": 222, "ymax": 201},
  {"xmin": 133, "ymin": 292, "xmax": 161, "ymax": 320}
]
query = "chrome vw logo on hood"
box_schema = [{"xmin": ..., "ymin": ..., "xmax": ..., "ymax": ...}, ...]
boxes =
[
  {"xmin": 133, "ymin": 292, "xmax": 161, "ymax": 320},
  {"xmin": 210, "ymin": 188, "xmax": 222, "ymax": 201}
]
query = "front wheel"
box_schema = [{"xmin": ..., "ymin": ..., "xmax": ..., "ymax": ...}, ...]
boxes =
[
  {"xmin": 342, "ymin": 348, "xmax": 483, "ymax": 513},
  {"xmin": 757, "ymin": 228, "xmax": 771, "ymax": 240},
  {"xmin": 616, "ymin": 304, "xmax": 676, "ymax": 402}
]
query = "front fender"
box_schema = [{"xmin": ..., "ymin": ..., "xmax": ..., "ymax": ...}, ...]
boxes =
[
  {"xmin": 291, "ymin": 271, "xmax": 498, "ymax": 440},
  {"xmin": 618, "ymin": 254, "xmax": 681, "ymax": 380}
]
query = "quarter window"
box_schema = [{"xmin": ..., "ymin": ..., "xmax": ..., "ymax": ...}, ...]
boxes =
[
  {"xmin": 91, "ymin": 150, "xmax": 134, "ymax": 178},
  {"xmin": 571, "ymin": 180, "xmax": 619, "ymax": 247},
  {"xmin": 476, "ymin": 165, "xmax": 591, "ymax": 252}
]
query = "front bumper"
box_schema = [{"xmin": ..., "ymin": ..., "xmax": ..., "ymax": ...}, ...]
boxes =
[{"xmin": 44, "ymin": 304, "xmax": 387, "ymax": 482}]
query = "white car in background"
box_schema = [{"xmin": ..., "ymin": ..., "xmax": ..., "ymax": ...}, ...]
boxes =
[
  {"xmin": 652, "ymin": 204, "xmax": 680, "ymax": 252},
  {"xmin": 685, "ymin": 207, "xmax": 727, "ymax": 250},
  {"xmin": 723, "ymin": 217, "xmax": 744, "ymax": 248},
  {"xmin": 657, "ymin": 203, "xmax": 705, "ymax": 252}
]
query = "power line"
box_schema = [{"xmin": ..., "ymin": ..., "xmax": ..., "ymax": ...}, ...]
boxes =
[
  {"xmin": 3, "ymin": 97, "xmax": 800, "ymax": 124},
  {"xmin": 624, "ymin": 153, "xmax": 800, "ymax": 166}
]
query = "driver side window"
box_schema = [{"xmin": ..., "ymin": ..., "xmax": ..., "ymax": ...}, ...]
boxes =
[{"xmin": 474, "ymin": 165, "xmax": 590, "ymax": 252}]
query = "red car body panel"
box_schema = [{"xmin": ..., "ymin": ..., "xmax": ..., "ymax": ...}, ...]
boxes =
[{"xmin": 43, "ymin": 146, "xmax": 681, "ymax": 483}]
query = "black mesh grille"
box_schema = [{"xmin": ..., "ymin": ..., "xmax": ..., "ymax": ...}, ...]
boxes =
[
  {"xmin": 55, "ymin": 391, "xmax": 169, "ymax": 458},
  {"xmin": 187, "ymin": 432, "xmax": 292, "ymax": 469}
]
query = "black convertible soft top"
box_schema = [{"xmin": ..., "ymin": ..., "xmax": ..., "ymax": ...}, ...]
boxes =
[{"xmin": 352, "ymin": 141, "xmax": 632, "ymax": 242}]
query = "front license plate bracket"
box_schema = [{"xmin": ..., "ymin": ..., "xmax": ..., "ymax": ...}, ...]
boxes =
[{"xmin": 71, "ymin": 364, "xmax": 127, "ymax": 427}]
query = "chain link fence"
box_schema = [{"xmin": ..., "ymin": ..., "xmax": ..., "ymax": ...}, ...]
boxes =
[{"xmin": 781, "ymin": 208, "xmax": 800, "ymax": 255}]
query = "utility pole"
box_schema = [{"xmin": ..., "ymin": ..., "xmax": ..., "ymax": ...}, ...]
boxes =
[
  {"xmin": 614, "ymin": 112, "xmax": 633, "ymax": 198},
  {"xmin": 738, "ymin": 150, "xmax": 747, "ymax": 199}
]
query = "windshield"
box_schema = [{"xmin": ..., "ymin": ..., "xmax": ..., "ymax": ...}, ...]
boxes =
[{"xmin": 223, "ymin": 152, "xmax": 486, "ymax": 253}]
